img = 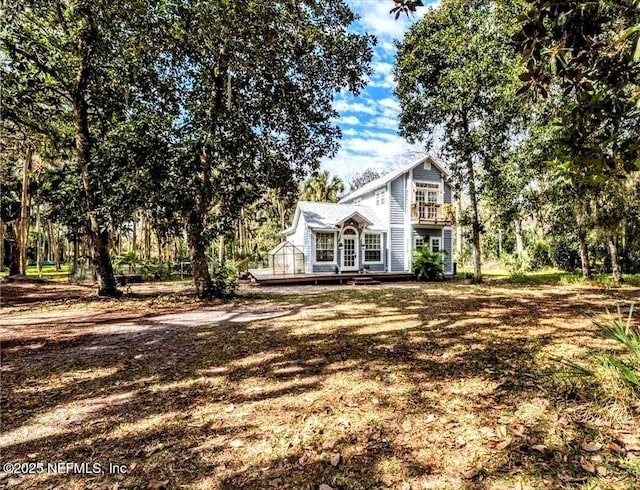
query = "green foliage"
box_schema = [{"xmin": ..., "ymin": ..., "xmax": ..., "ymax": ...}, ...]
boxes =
[
  {"xmin": 515, "ymin": 0, "xmax": 640, "ymax": 180},
  {"xmin": 590, "ymin": 305, "xmax": 639, "ymax": 388},
  {"xmin": 395, "ymin": 0, "xmax": 528, "ymax": 282},
  {"xmin": 501, "ymin": 252, "xmax": 528, "ymax": 280},
  {"xmin": 300, "ymin": 171, "xmax": 346, "ymax": 203},
  {"xmin": 553, "ymin": 305, "xmax": 639, "ymax": 400},
  {"xmin": 548, "ymin": 234, "xmax": 581, "ymax": 272},
  {"xmin": 527, "ymin": 240, "xmax": 552, "ymax": 270},
  {"xmin": 211, "ymin": 263, "xmax": 238, "ymax": 299},
  {"xmin": 412, "ymin": 245, "xmax": 445, "ymax": 281}
]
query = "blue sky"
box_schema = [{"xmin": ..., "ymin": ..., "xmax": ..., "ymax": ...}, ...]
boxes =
[{"xmin": 321, "ymin": 0, "xmax": 439, "ymax": 186}]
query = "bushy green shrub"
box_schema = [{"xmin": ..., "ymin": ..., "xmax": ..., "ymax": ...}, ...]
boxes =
[
  {"xmin": 412, "ymin": 246, "xmax": 445, "ymax": 281},
  {"xmin": 501, "ymin": 252, "xmax": 528, "ymax": 279},
  {"xmin": 548, "ymin": 235, "xmax": 580, "ymax": 272},
  {"xmin": 211, "ymin": 263, "xmax": 238, "ymax": 298},
  {"xmin": 528, "ymin": 240, "xmax": 551, "ymax": 270}
]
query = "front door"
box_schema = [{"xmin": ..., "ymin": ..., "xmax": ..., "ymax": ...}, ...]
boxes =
[{"xmin": 341, "ymin": 227, "xmax": 359, "ymax": 271}]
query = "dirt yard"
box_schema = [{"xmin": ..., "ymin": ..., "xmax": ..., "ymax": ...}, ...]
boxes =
[{"xmin": 1, "ymin": 278, "xmax": 639, "ymax": 489}]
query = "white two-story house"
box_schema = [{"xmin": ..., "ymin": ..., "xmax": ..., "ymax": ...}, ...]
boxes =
[{"xmin": 281, "ymin": 155, "xmax": 454, "ymax": 276}]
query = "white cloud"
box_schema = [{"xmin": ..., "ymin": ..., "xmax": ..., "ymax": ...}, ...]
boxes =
[
  {"xmin": 366, "ymin": 116, "xmax": 398, "ymax": 129},
  {"xmin": 339, "ymin": 115, "xmax": 362, "ymax": 126},
  {"xmin": 321, "ymin": 132, "xmax": 426, "ymax": 181},
  {"xmin": 372, "ymin": 61, "xmax": 393, "ymax": 75},
  {"xmin": 348, "ymin": 0, "xmax": 425, "ymax": 41},
  {"xmin": 334, "ymin": 100, "xmax": 379, "ymax": 115}
]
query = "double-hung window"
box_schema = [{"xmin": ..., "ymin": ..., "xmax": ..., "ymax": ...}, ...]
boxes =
[
  {"xmin": 315, "ymin": 233, "xmax": 335, "ymax": 262},
  {"xmin": 364, "ymin": 233, "xmax": 382, "ymax": 263},
  {"xmin": 375, "ymin": 189, "xmax": 385, "ymax": 206},
  {"xmin": 430, "ymin": 237, "xmax": 441, "ymax": 253}
]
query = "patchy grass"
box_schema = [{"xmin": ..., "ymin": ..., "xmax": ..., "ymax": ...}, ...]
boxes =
[
  {"xmin": 1, "ymin": 279, "xmax": 639, "ymax": 489},
  {"xmin": 1, "ymin": 263, "xmax": 71, "ymax": 279}
]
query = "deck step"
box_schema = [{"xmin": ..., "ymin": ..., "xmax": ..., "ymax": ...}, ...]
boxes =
[{"xmin": 348, "ymin": 277, "xmax": 381, "ymax": 286}]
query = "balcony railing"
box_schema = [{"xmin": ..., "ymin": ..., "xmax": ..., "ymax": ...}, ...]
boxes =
[{"xmin": 410, "ymin": 202, "xmax": 448, "ymax": 223}]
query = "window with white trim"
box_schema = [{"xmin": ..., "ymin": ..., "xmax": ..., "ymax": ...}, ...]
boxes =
[
  {"xmin": 415, "ymin": 237, "xmax": 425, "ymax": 250},
  {"xmin": 315, "ymin": 232, "xmax": 335, "ymax": 262},
  {"xmin": 354, "ymin": 199, "xmax": 361, "ymax": 205},
  {"xmin": 364, "ymin": 233, "xmax": 382, "ymax": 262},
  {"xmin": 430, "ymin": 237, "xmax": 441, "ymax": 253},
  {"xmin": 416, "ymin": 182, "xmax": 440, "ymax": 203},
  {"xmin": 375, "ymin": 189, "xmax": 385, "ymax": 206}
]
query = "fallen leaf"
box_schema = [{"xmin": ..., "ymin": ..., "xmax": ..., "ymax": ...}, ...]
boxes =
[
  {"xmin": 479, "ymin": 427, "xmax": 496, "ymax": 439},
  {"xmin": 581, "ymin": 441, "xmax": 602, "ymax": 452},
  {"xmin": 455, "ymin": 436, "xmax": 467, "ymax": 447},
  {"xmin": 330, "ymin": 452, "xmax": 340, "ymax": 467},
  {"xmin": 319, "ymin": 485, "xmax": 334, "ymax": 490},
  {"xmin": 596, "ymin": 465, "xmax": 608, "ymax": 476},
  {"xmin": 462, "ymin": 468, "xmax": 479, "ymax": 479},
  {"xmin": 230, "ymin": 439, "xmax": 243, "ymax": 448},
  {"xmin": 580, "ymin": 458, "xmax": 595, "ymax": 474},
  {"xmin": 322, "ymin": 440, "xmax": 336, "ymax": 450},
  {"xmin": 402, "ymin": 420, "xmax": 412, "ymax": 432},
  {"xmin": 496, "ymin": 437, "xmax": 512, "ymax": 450},
  {"xmin": 532, "ymin": 444, "xmax": 547, "ymax": 453},
  {"xmin": 617, "ymin": 434, "xmax": 640, "ymax": 451},
  {"xmin": 609, "ymin": 442, "xmax": 624, "ymax": 453},
  {"xmin": 424, "ymin": 414, "xmax": 437, "ymax": 424},
  {"xmin": 512, "ymin": 425, "xmax": 526, "ymax": 437}
]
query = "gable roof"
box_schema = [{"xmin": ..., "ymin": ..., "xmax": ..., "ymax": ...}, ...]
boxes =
[
  {"xmin": 339, "ymin": 154, "xmax": 448, "ymax": 204},
  {"xmin": 283, "ymin": 201, "xmax": 385, "ymax": 236}
]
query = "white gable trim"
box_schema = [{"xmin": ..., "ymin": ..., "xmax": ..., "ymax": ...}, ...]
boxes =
[{"xmin": 339, "ymin": 154, "xmax": 449, "ymax": 204}]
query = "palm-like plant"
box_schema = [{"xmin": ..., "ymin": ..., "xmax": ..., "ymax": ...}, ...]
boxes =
[
  {"xmin": 412, "ymin": 245, "xmax": 445, "ymax": 281},
  {"xmin": 300, "ymin": 171, "xmax": 345, "ymax": 203}
]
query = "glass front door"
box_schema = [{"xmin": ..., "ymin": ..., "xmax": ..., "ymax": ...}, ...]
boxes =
[{"xmin": 341, "ymin": 228, "xmax": 358, "ymax": 271}]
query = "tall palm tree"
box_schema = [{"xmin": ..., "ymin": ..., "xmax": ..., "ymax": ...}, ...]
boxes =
[{"xmin": 300, "ymin": 171, "xmax": 345, "ymax": 203}]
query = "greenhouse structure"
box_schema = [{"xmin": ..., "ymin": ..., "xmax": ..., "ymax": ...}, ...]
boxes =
[{"xmin": 268, "ymin": 241, "xmax": 305, "ymax": 275}]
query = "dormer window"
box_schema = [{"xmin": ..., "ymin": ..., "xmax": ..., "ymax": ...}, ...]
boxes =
[{"xmin": 375, "ymin": 189, "xmax": 385, "ymax": 206}]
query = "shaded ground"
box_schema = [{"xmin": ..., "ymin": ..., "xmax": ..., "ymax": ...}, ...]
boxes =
[{"xmin": 1, "ymin": 279, "xmax": 639, "ymax": 489}]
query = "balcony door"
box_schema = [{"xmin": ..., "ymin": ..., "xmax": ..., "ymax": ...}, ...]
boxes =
[{"xmin": 415, "ymin": 182, "xmax": 441, "ymax": 220}]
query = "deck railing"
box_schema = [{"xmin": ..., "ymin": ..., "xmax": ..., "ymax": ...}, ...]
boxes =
[{"xmin": 410, "ymin": 203, "xmax": 447, "ymax": 223}]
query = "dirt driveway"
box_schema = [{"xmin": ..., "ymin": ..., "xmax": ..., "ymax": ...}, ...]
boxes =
[{"xmin": 1, "ymin": 278, "xmax": 639, "ymax": 489}]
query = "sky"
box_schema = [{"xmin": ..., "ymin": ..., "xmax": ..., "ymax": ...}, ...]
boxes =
[{"xmin": 321, "ymin": 0, "xmax": 439, "ymax": 186}]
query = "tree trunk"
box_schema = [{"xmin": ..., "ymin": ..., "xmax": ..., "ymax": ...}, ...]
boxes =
[
  {"xmin": 187, "ymin": 211, "xmax": 213, "ymax": 298},
  {"xmin": 36, "ymin": 203, "xmax": 42, "ymax": 278},
  {"xmin": 465, "ymin": 157, "xmax": 482, "ymax": 283},
  {"xmin": 19, "ymin": 144, "xmax": 32, "ymax": 275},
  {"xmin": 73, "ymin": 53, "xmax": 120, "ymax": 297},
  {"xmin": 460, "ymin": 112, "xmax": 482, "ymax": 283},
  {"xmin": 50, "ymin": 222, "xmax": 61, "ymax": 271},
  {"xmin": 132, "ymin": 214, "xmax": 137, "ymax": 257},
  {"xmin": 497, "ymin": 227, "xmax": 503, "ymax": 257},
  {"xmin": 607, "ymin": 234, "xmax": 622, "ymax": 283},
  {"xmin": 578, "ymin": 229, "xmax": 591, "ymax": 278},
  {"xmin": 5, "ymin": 224, "xmax": 20, "ymax": 276},
  {"xmin": 0, "ymin": 220, "xmax": 4, "ymax": 271},
  {"xmin": 72, "ymin": 238, "xmax": 80, "ymax": 278},
  {"xmin": 143, "ymin": 212, "xmax": 151, "ymax": 260},
  {"xmin": 454, "ymin": 193, "xmax": 463, "ymax": 264},
  {"xmin": 514, "ymin": 218, "xmax": 524, "ymax": 256}
]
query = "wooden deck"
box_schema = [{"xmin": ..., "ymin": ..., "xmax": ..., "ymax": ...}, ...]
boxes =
[{"xmin": 248, "ymin": 269, "xmax": 413, "ymax": 286}]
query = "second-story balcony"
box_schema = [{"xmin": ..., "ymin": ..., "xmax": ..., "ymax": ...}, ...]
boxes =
[{"xmin": 410, "ymin": 202, "xmax": 450, "ymax": 224}]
